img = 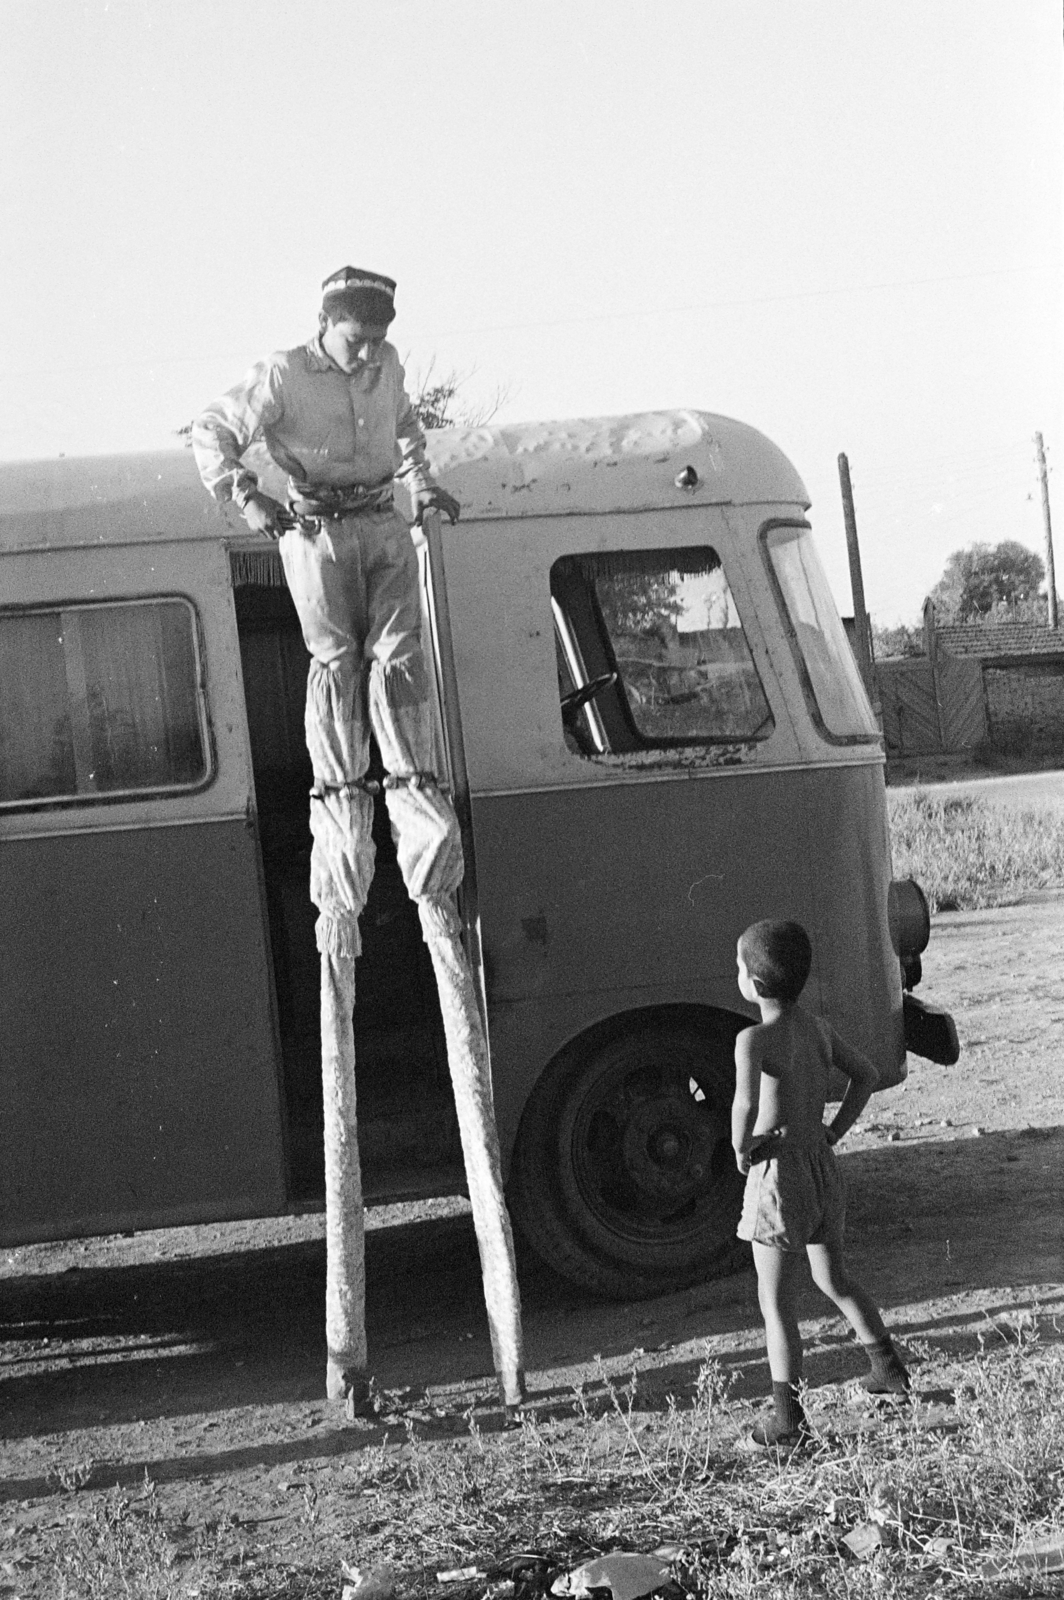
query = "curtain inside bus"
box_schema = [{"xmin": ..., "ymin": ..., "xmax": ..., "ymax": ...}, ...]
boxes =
[{"xmin": 0, "ymin": 599, "xmax": 208, "ymax": 805}]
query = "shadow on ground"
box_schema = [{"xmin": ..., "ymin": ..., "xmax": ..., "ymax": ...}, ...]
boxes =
[{"xmin": 2, "ymin": 1127, "xmax": 1062, "ymax": 1499}]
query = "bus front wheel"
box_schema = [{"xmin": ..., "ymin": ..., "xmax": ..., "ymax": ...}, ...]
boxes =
[{"xmin": 509, "ymin": 1012, "xmax": 749, "ymax": 1299}]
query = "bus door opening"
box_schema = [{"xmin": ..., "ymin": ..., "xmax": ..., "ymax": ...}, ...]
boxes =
[{"xmin": 230, "ymin": 571, "xmax": 458, "ymax": 1202}]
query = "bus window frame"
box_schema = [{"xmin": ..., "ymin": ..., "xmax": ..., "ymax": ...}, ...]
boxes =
[
  {"xmin": 551, "ymin": 595, "xmax": 610, "ymax": 755},
  {"xmin": 0, "ymin": 591, "xmax": 217, "ymax": 814},
  {"xmin": 758, "ymin": 517, "xmax": 881, "ymax": 748}
]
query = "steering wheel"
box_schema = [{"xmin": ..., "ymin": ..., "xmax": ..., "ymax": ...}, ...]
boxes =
[{"xmin": 561, "ymin": 671, "xmax": 618, "ymax": 716}]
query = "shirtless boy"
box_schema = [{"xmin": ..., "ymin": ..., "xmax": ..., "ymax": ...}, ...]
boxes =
[{"xmin": 732, "ymin": 919, "xmax": 909, "ymax": 1448}]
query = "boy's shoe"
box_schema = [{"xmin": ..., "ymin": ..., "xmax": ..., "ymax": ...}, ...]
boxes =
[
  {"xmin": 737, "ymin": 1380, "xmax": 814, "ymax": 1453},
  {"xmin": 738, "ymin": 1415, "xmax": 814, "ymax": 1454},
  {"xmin": 860, "ymin": 1337, "xmax": 911, "ymax": 1396},
  {"xmin": 860, "ymin": 1372, "xmax": 911, "ymax": 1397}
]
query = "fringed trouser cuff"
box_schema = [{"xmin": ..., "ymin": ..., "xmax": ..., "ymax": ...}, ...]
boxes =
[{"xmin": 309, "ymin": 787, "xmax": 377, "ymax": 953}]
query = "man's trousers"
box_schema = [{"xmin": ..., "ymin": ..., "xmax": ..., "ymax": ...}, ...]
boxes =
[{"xmin": 277, "ymin": 508, "xmax": 464, "ymax": 956}]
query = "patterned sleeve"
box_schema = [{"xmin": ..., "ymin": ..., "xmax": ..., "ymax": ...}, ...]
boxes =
[{"xmin": 191, "ymin": 356, "xmax": 287, "ymax": 503}]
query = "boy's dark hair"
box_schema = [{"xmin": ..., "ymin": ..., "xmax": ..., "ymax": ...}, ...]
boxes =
[{"xmin": 739, "ymin": 919, "xmax": 812, "ymax": 1003}]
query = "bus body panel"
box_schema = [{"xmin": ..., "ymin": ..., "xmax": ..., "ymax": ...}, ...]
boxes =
[
  {"xmin": 471, "ymin": 766, "xmax": 904, "ymax": 1160},
  {"xmin": 0, "ymin": 531, "xmax": 289, "ymax": 1246},
  {"xmin": 437, "ymin": 506, "xmax": 812, "ymax": 796},
  {"xmin": 802, "ymin": 761, "xmax": 905, "ymax": 1081},
  {"xmin": 0, "ymin": 819, "xmax": 286, "ymax": 1244},
  {"xmin": 438, "ymin": 484, "xmax": 902, "ymax": 1160}
]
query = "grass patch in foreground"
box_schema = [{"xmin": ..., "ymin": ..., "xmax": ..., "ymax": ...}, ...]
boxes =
[
  {"xmin": 887, "ymin": 789, "xmax": 1064, "ymax": 910},
  {"xmin": 26, "ymin": 1332, "xmax": 1064, "ymax": 1598}
]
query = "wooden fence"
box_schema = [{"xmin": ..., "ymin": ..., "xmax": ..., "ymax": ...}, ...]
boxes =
[{"xmin": 876, "ymin": 649, "xmax": 987, "ymax": 757}]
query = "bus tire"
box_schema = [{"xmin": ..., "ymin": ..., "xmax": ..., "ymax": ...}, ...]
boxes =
[{"xmin": 509, "ymin": 1009, "xmax": 749, "ymax": 1300}]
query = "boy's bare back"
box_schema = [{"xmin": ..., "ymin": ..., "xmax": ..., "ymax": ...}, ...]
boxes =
[
  {"xmin": 736, "ymin": 1008, "xmax": 834, "ymax": 1149},
  {"xmin": 731, "ymin": 922, "xmax": 879, "ymax": 1175}
]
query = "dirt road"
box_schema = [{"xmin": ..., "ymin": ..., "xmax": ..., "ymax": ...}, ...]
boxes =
[
  {"xmin": 3, "ymin": 895, "xmax": 1064, "ymax": 1570},
  {"xmin": 892, "ymin": 767, "xmax": 1064, "ymax": 812}
]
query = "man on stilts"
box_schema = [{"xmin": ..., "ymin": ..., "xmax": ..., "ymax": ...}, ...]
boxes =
[{"xmin": 192, "ymin": 267, "xmax": 525, "ymax": 1411}]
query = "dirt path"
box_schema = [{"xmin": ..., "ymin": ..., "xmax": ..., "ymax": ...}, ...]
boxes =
[
  {"xmin": 3, "ymin": 896, "xmax": 1064, "ymax": 1574},
  {"xmin": 892, "ymin": 768, "xmax": 1064, "ymax": 812}
]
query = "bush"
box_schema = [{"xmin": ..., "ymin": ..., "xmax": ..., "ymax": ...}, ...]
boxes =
[{"xmin": 887, "ymin": 790, "xmax": 1064, "ymax": 909}]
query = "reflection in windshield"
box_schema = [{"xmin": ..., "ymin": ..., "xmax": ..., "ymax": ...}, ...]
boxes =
[{"xmin": 590, "ymin": 551, "xmax": 774, "ymax": 744}]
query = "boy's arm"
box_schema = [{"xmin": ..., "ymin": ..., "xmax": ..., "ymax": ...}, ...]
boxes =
[
  {"xmin": 731, "ymin": 1027, "xmax": 761, "ymax": 1174},
  {"xmin": 825, "ymin": 1027, "xmax": 880, "ymax": 1145}
]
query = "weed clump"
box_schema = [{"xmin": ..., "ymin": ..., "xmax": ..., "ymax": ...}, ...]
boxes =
[{"xmin": 888, "ymin": 790, "xmax": 1064, "ymax": 910}]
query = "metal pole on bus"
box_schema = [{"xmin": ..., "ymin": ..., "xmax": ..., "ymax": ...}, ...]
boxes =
[{"xmin": 837, "ymin": 452, "xmax": 875, "ymax": 696}]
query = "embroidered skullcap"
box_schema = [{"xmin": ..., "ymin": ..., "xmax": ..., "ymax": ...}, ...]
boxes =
[{"xmin": 321, "ymin": 266, "xmax": 397, "ymax": 321}]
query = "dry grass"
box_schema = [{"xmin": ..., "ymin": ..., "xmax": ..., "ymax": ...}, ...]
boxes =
[
  {"xmin": 887, "ymin": 790, "xmax": 1064, "ymax": 910},
  {"xmin": 24, "ymin": 1331, "xmax": 1064, "ymax": 1599}
]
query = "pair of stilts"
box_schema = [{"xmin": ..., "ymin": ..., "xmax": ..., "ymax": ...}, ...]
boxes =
[{"xmin": 280, "ymin": 510, "xmax": 525, "ymax": 1411}]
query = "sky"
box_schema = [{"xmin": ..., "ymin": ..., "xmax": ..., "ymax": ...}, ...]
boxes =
[{"xmin": 0, "ymin": 0, "xmax": 1060, "ymax": 624}]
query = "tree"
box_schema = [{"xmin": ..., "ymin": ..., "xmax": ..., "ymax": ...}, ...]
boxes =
[
  {"xmin": 929, "ymin": 540, "xmax": 1045, "ymax": 622},
  {"xmin": 871, "ymin": 620, "xmax": 923, "ymax": 658},
  {"xmin": 594, "ymin": 569, "xmax": 685, "ymax": 643},
  {"xmin": 407, "ymin": 359, "xmax": 509, "ymax": 432}
]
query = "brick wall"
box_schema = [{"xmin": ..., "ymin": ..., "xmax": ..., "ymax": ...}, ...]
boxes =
[{"xmin": 984, "ymin": 663, "xmax": 1064, "ymax": 749}]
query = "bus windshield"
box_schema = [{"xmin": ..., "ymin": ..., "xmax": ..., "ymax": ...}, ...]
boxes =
[{"xmin": 763, "ymin": 523, "xmax": 878, "ymax": 740}]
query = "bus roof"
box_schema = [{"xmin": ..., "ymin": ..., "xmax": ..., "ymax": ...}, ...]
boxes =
[
  {"xmin": 0, "ymin": 410, "xmax": 809, "ymax": 551},
  {"xmin": 0, "ymin": 449, "xmax": 225, "ymax": 553},
  {"xmin": 428, "ymin": 409, "xmax": 809, "ymax": 520}
]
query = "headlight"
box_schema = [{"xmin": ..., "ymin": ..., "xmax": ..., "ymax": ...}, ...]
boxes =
[{"xmin": 888, "ymin": 878, "xmax": 930, "ymax": 960}]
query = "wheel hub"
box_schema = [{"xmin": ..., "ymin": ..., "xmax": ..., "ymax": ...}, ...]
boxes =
[{"xmin": 619, "ymin": 1089, "xmax": 719, "ymax": 1208}]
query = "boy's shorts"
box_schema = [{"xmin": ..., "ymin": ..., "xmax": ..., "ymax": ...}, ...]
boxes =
[{"xmin": 737, "ymin": 1133, "xmax": 845, "ymax": 1251}]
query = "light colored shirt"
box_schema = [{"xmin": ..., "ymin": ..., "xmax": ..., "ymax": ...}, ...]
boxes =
[{"xmin": 192, "ymin": 336, "xmax": 435, "ymax": 503}]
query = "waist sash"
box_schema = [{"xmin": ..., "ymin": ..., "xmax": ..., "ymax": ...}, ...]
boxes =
[
  {"xmin": 749, "ymin": 1125, "xmax": 829, "ymax": 1162},
  {"xmin": 288, "ymin": 480, "xmax": 395, "ymax": 521}
]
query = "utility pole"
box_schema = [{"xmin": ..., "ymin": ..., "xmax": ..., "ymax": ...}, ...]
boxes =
[
  {"xmin": 837, "ymin": 452, "xmax": 875, "ymax": 694},
  {"xmin": 1035, "ymin": 432, "xmax": 1058, "ymax": 629}
]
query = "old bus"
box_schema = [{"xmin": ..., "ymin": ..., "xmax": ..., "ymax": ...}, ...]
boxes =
[{"xmin": 0, "ymin": 411, "xmax": 948, "ymax": 1298}]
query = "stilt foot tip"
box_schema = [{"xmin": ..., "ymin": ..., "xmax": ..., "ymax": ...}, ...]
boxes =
[
  {"xmin": 497, "ymin": 1371, "xmax": 527, "ymax": 1410},
  {"xmin": 327, "ymin": 1359, "xmax": 376, "ymax": 1416},
  {"xmin": 344, "ymin": 1373, "xmax": 380, "ymax": 1422}
]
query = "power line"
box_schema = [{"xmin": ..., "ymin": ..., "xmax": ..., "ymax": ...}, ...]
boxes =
[
  {"xmin": 856, "ymin": 468, "xmax": 1037, "ymax": 503},
  {"xmin": 421, "ymin": 261, "xmax": 1057, "ymax": 341},
  {"xmin": 852, "ymin": 438, "xmax": 1034, "ymax": 482},
  {"xmin": 859, "ymin": 483, "xmax": 1041, "ymax": 519},
  {"xmin": 853, "ymin": 446, "xmax": 1044, "ymax": 498},
  {"xmin": 0, "ymin": 261, "xmax": 1056, "ymax": 381}
]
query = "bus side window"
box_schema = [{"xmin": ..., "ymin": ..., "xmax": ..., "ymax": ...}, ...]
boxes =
[
  {"xmin": 0, "ymin": 598, "xmax": 211, "ymax": 808},
  {"xmin": 549, "ymin": 548, "xmax": 774, "ymax": 754}
]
